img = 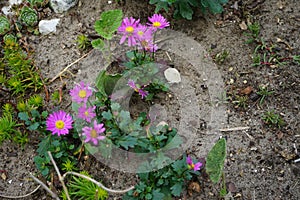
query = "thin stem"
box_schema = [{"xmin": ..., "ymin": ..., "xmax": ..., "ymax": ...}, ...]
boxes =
[
  {"xmin": 0, "ymin": 183, "xmax": 41, "ymax": 199},
  {"xmin": 29, "ymin": 173, "xmax": 59, "ymax": 200},
  {"xmin": 48, "ymin": 151, "xmax": 71, "ymax": 200},
  {"xmin": 63, "ymin": 171, "xmax": 135, "ymax": 194}
]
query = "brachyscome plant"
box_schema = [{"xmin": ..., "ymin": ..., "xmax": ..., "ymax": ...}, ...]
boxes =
[{"xmin": 124, "ymin": 155, "xmax": 202, "ymax": 199}]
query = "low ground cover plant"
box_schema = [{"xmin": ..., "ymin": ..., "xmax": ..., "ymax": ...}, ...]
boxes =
[{"xmin": 149, "ymin": 0, "xmax": 228, "ymax": 20}]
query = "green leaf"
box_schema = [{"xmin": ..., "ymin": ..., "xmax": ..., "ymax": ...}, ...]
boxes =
[
  {"xmin": 41, "ymin": 111, "xmax": 48, "ymax": 118},
  {"xmin": 28, "ymin": 122, "xmax": 39, "ymax": 130},
  {"xmin": 94, "ymin": 9, "xmax": 123, "ymax": 40},
  {"xmin": 91, "ymin": 38, "xmax": 105, "ymax": 51},
  {"xmin": 205, "ymin": 138, "xmax": 226, "ymax": 183},
  {"xmin": 163, "ymin": 134, "xmax": 182, "ymax": 150},
  {"xmin": 55, "ymin": 151, "xmax": 63, "ymax": 158},
  {"xmin": 18, "ymin": 112, "xmax": 29, "ymax": 121},
  {"xmin": 178, "ymin": 1, "xmax": 193, "ymax": 20},
  {"xmin": 102, "ymin": 111, "xmax": 112, "ymax": 120},
  {"xmin": 31, "ymin": 109, "xmax": 40, "ymax": 118},
  {"xmin": 170, "ymin": 182, "xmax": 183, "ymax": 196},
  {"xmin": 152, "ymin": 189, "xmax": 165, "ymax": 199},
  {"xmin": 118, "ymin": 136, "xmax": 137, "ymax": 150},
  {"xmin": 145, "ymin": 193, "xmax": 152, "ymax": 199}
]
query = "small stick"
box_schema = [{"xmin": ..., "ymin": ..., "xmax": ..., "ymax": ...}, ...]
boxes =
[
  {"xmin": 48, "ymin": 151, "xmax": 71, "ymax": 200},
  {"xmin": 294, "ymin": 158, "xmax": 300, "ymax": 163},
  {"xmin": 50, "ymin": 51, "xmax": 91, "ymax": 83},
  {"xmin": 219, "ymin": 126, "xmax": 250, "ymax": 132},
  {"xmin": 165, "ymin": 51, "xmax": 172, "ymax": 61},
  {"xmin": 0, "ymin": 184, "xmax": 41, "ymax": 199},
  {"xmin": 63, "ymin": 171, "xmax": 135, "ymax": 194},
  {"xmin": 29, "ymin": 173, "xmax": 59, "ymax": 200}
]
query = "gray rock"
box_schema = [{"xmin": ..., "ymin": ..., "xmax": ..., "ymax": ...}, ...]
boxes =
[
  {"xmin": 39, "ymin": 19, "xmax": 60, "ymax": 35},
  {"xmin": 50, "ymin": 0, "xmax": 78, "ymax": 13}
]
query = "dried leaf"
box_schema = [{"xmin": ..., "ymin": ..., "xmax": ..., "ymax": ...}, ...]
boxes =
[
  {"xmin": 188, "ymin": 181, "xmax": 201, "ymax": 196},
  {"xmin": 240, "ymin": 86, "xmax": 253, "ymax": 95},
  {"xmin": 1, "ymin": 173, "xmax": 7, "ymax": 180},
  {"xmin": 239, "ymin": 21, "xmax": 247, "ymax": 30}
]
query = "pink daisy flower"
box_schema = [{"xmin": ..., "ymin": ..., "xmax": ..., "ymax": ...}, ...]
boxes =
[
  {"xmin": 136, "ymin": 24, "xmax": 153, "ymax": 41},
  {"xmin": 147, "ymin": 14, "xmax": 170, "ymax": 30},
  {"xmin": 82, "ymin": 120, "xmax": 106, "ymax": 146},
  {"xmin": 186, "ymin": 155, "xmax": 203, "ymax": 171},
  {"xmin": 118, "ymin": 17, "xmax": 140, "ymax": 46},
  {"xmin": 69, "ymin": 81, "xmax": 93, "ymax": 104},
  {"xmin": 46, "ymin": 110, "xmax": 73, "ymax": 136},
  {"xmin": 78, "ymin": 105, "xmax": 96, "ymax": 123}
]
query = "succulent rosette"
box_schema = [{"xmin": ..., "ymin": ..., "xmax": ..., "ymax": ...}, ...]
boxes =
[
  {"xmin": 0, "ymin": 15, "xmax": 11, "ymax": 35},
  {"xmin": 19, "ymin": 6, "xmax": 38, "ymax": 27}
]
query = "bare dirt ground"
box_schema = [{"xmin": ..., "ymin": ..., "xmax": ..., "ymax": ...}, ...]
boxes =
[{"xmin": 0, "ymin": 0, "xmax": 299, "ymax": 199}]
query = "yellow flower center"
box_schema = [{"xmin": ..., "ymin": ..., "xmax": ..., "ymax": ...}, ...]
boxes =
[
  {"xmin": 125, "ymin": 26, "xmax": 134, "ymax": 33},
  {"xmin": 78, "ymin": 90, "xmax": 87, "ymax": 98},
  {"xmin": 55, "ymin": 120, "xmax": 65, "ymax": 129},
  {"xmin": 153, "ymin": 22, "xmax": 161, "ymax": 27},
  {"xmin": 90, "ymin": 129, "xmax": 97, "ymax": 138},
  {"xmin": 84, "ymin": 111, "xmax": 89, "ymax": 116},
  {"xmin": 137, "ymin": 31, "xmax": 144, "ymax": 36}
]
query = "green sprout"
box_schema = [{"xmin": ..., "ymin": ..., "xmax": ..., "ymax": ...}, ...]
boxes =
[
  {"xmin": 257, "ymin": 86, "xmax": 274, "ymax": 105},
  {"xmin": 214, "ymin": 50, "xmax": 230, "ymax": 64},
  {"xmin": 76, "ymin": 34, "xmax": 91, "ymax": 50},
  {"xmin": 62, "ymin": 159, "xmax": 78, "ymax": 172}
]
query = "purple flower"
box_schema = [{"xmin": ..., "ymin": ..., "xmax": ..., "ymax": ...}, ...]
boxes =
[
  {"xmin": 186, "ymin": 155, "xmax": 202, "ymax": 171},
  {"xmin": 128, "ymin": 79, "xmax": 138, "ymax": 91},
  {"xmin": 147, "ymin": 14, "xmax": 169, "ymax": 30},
  {"xmin": 82, "ymin": 120, "xmax": 106, "ymax": 146},
  {"xmin": 118, "ymin": 17, "xmax": 140, "ymax": 46},
  {"xmin": 70, "ymin": 81, "xmax": 93, "ymax": 104},
  {"xmin": 138, "ymin": 89, "xmax": 149, "ymax": 99},
  {"xmin": 46, "ymin": 110, "xmax": 73, "ymax": 136},
  {"xmin": 136, "ymin": 24, "xmax": 153, "ymax": 41},
  {"xmin": 78, "ymin": 105, "xmax": 96, "ymax": 123},
  {"xmin": 128, "ymin": 79, "xmax": 149, "ymax": 99}
]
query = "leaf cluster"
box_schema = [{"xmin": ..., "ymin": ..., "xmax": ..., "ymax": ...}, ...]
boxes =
[
  {"xmin": 124, "ymin": 156, "xmax": 200, "ymax": 199},
  {"xmin": 149, "ymin": 0, "xmax": 228, "ymax": 20},
  {"xmin": 34, "ymin": 134, "xmax": 78, "ymax": 177}
]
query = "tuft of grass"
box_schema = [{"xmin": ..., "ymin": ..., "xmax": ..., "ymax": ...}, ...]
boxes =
[
  {"xmin": 256, "ymin": 86, "xmax": 274, "ymax": 105},
  {"xmin": 262, "ymin": 110, "xmax": 285, "ymax": 128}
]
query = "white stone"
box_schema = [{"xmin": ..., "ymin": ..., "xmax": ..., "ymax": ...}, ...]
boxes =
[
  {"xmin": 50, "ymin": 0, "xmax": 78, "ymax": 13},
  {"xmin": 164, "ymin": 68, "xmax": 181, "ymax": 83},
  {"xmin": 1, "ymin": 6, "xmax": 13, "ymax": 16},
  {"xmin": 39, "ymin": 19, "xmax": 60, "ymax": 35},
  {"xmin": 9, "ymin": 0, "xmax": 23, "ymax": 5}
]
